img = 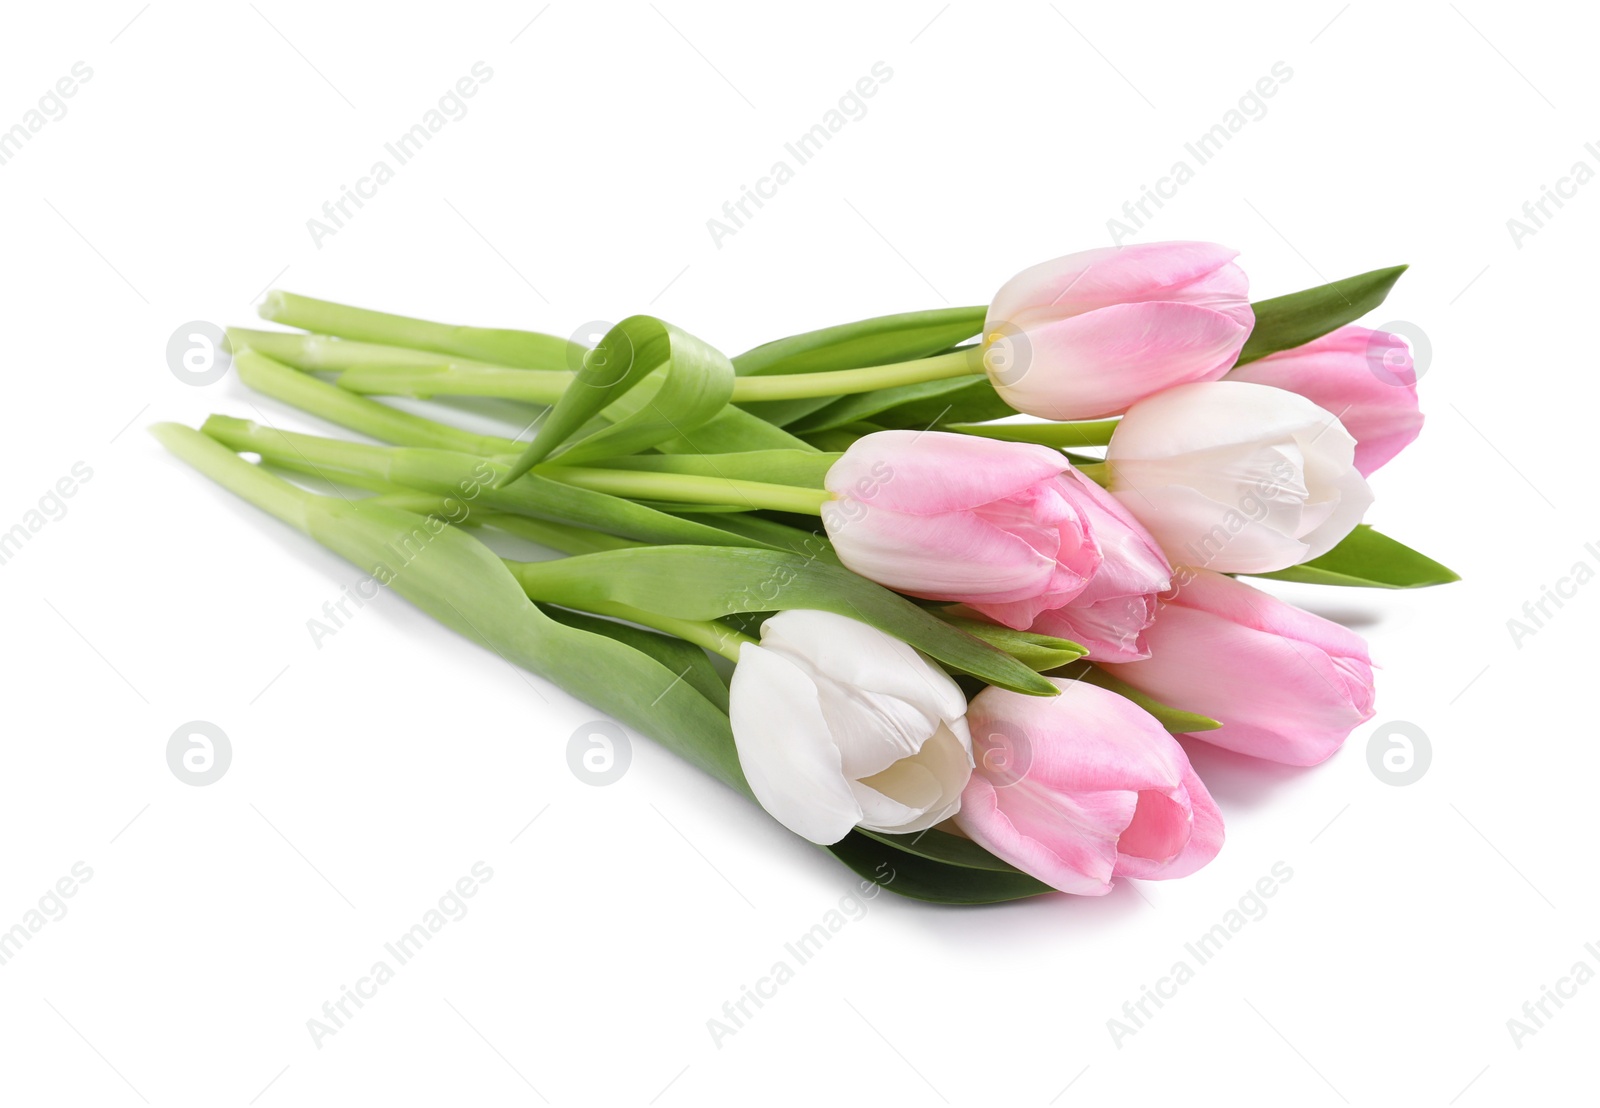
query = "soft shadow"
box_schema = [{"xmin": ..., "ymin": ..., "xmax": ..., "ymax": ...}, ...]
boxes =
[
  {"xmin": 1283, "ymin": 602, "xmax": 1385, "ymax": 628},
  {"xmin": 1177, "ymin": 738, "xmax": 1314, "ymax": 811}
]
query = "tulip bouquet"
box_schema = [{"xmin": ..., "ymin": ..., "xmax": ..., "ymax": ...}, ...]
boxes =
[{"xmin": 156, "ymin": 242, "xmax": 1455, "ymax": 904}]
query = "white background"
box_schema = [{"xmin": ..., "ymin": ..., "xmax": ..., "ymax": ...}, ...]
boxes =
[{"xmin": 1, "ymin": 1, "xmax": 1594, "ymax": 1104}]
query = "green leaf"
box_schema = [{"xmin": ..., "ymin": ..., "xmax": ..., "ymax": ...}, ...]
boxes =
[
  {"xmin": 938, "ymin": 615, "xmax": 1086, "ymax": 672},
  {"xmin": 734, "ymin": 305, "xmax": 987, "ymax": 377},
  {"xmin": 674, "ymin": 512, "xmax": 839, "ymax": 562},
  {"xmin": 1248, "ymin": 523, "xmax": 1460, "ymax": 588},
  {"xmin": 541, "ymin": 606, "xmax": 729, "ymax": 712},
  {"xmin": 154, "ymin": 422, "xmax": 748, "ymax": 788},
  {"xmin": 828, "ymin": 829, "xmax": 1051, "ymax": 904},
  {"xmin": 1235, "ymin": 265, "xmax": 1408, "ymax": 365},
  {"xmin": 790, "ymin": 372, "xmax": 1015, "ymax": 434},
  {"xmin": 654, "ymin": 404, "xmax": 820, "ymax": 455},
  {"xmin": 1050, "ymin": 663, "xmax": 1222, "ymax": 733},
  {"xmin": 159, "ymin": 422, "xmax": 1053, "ymax": 905},
  {"xmin": 503, "ymin": 315, "xmax": 735, "ymax": 480},
  {"xmin": 508, "ymin": 546, "xmax": 1061, "ymax": 696},
  {"xmin": 596, "ymin": 449, "xmax": 836, "ymax": 489},
  {"xmin": 942, "ymin": 419, "xmax": 1119, "ymax": 449},
  {"xmin": 735, "ymin": 306, "xmax": 987, "ymax": 427}
]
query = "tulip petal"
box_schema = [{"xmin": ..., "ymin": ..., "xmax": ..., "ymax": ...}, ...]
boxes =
[
  {"xmin": 955, "ymin": 773, "xmax": 1125, "ymax": 896},
  {"xmin": 825, "ymin": 429, "xmax": 1069, "ymax": 514},
  {"xmin": 728, "ymin": 643, "xmax": 862, "ymax": 845},
  {"xmin": 1226, "ymin": 326, "xmax": 1424, "ymax": 476},
  {"xmin": 823, "ymin": 500, "xmax": 1068, "ymax": 605},
  {"xmin": 759, "ymin": 610, "xmax": 968, "ymax": 780},
  {"xmin": 995, "ymin": 302, "xmax": 1248, "ymax": 420},
  {"xmin": 1103, "ymin": 572, "xmax": 1375, "ymax": 766},
  {"xmin": 989, "ymin": 242, "xmax": 1249, "ymax": 328},
  {"xmin": 1115, "ymin": 762, "xmax": 1224, "ymax": 880}
]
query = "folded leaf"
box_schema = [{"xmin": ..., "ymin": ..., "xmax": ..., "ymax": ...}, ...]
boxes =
[{"xmin": 503, "ymin": 316, "xmax": 735, "ymax": 480}]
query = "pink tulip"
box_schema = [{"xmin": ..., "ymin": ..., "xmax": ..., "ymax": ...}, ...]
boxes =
[
  {"xmin": 1102, "ymin": 568, "xmax": 1376, "ymax": 766},
  {"xmin": 822, "ymin": 430, "xmax": 1104, "ymax": 628},
  {"xmin": 1227, "ymin": 326, "xmax": 1423, "ymax": 475},
  {"xmin": 982, "ymin": 242, "xmax": 1254, "ymax": 421},
  {"xmin": 954, "ymin": 679, "xmax": 1224, "ymax": 896},
  {"xmin": 1021, "ymin": 472, "xmax": 1172, "ymax": 662}
]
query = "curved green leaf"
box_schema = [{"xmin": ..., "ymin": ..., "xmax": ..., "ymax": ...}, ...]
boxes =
[
  {"xmin": 541, "ymin": 605, "xmax": 730, "ymax": 712},
  {"xmin": 938, "ymin": 615, "xmax": 1086, "ymax": 672},
  {"xmin": 1235, "ymin": 265, "xmax": 1408, "ymax": 365},
  {"xmin": 507, "ymin": 546, "xmax": 1060, "ymax": 696},
  {"xmin": 735, "ymin": 306, "xmax": 987, "ymax": 427},
  {"xmin": 828, "ymin": 830, "xmax": 1051, "ymax": 904},
  {"xmin": 1247, "ymin": 523, "xmax": 1460, "ymax": 588},
  {"xmin": 154, "ymin": 422, "xmax": 747, "ymax": 787},
  {"xmin": 791, "ymin": 372, "xmax": 1012, "ymax": 434},
  {"xmin": 503, "ymin": 315, "xmax": 735, "ymax": 480},
  {"xmin": 734, "ymin": 305, "xmax": 987, "ymax": 377},
  {"xmin": 1050, "ymin": 662, "xmax": 1222, "ymax": 733}
]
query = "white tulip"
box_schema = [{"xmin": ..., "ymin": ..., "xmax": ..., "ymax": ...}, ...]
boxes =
[
  {"xmin": 1105, "ymin": 380, "xmax": 1373, "ymax": 574},
  {"xmin": 729, "ymin": 610, "xmax": 973, "ymax": 845}
]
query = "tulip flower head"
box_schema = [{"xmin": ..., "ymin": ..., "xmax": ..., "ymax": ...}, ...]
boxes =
[
  {"xmin": 1105, "ymin": 380, "xmax": 1374, "ymax": 574},
  {"xmin": 982, "ymin": 242, "xmax": 1254, "ymax": 421},
  {"xmin": 1102, "ymin": 568, "xmax": 1376, "ymax": 766},
  {"xmin": 1226, "ymin": 325, "xmax": 1424, "ymax": 476},
  {"xmin": 954, "ymin": 679, "xmax": 1224, "ymax": 895},
  {"xmin": 822, "ymin": 430, "xmax": 1107, "ymax": 629},
  {"xmin": 728, "ymin": 609, "xmax": 973, "ymax": 845},
  {"xmin": 1021, "ymin": 473, "xmax": 1172, "ymax": 662}
]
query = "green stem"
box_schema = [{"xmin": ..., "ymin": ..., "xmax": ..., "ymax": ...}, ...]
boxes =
[
  {"xmin": 339, "ymin": 364, "xmax": 568, "ymax": 404},
  {"xmin": 250, "ymin": 331, "xmax": 981, "ymax": 408},
  {"xmin": 230, "ymin": 328, "xmax": 573, "ymax": 405},
  {"xmin": 258, "ymin": 291, "xmax": 585, "ymax": 370},
  {"xmin": 235, "ymin": 350, "xmax": 523, "ymax": 457},
  {"xmin": 727, "ymin": 347, "xmax": 982, "ymax": 402},
  {"xmin": 150, "ymin": 423, "xmax": 315, "ymax": 532},
  {"xmin": 540, "ymin": 466, "xmax": 830, "ymax": 515},
  {"xmin": 946, "ymin": 418, "xmax": 1120, "ymax": 448}
]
